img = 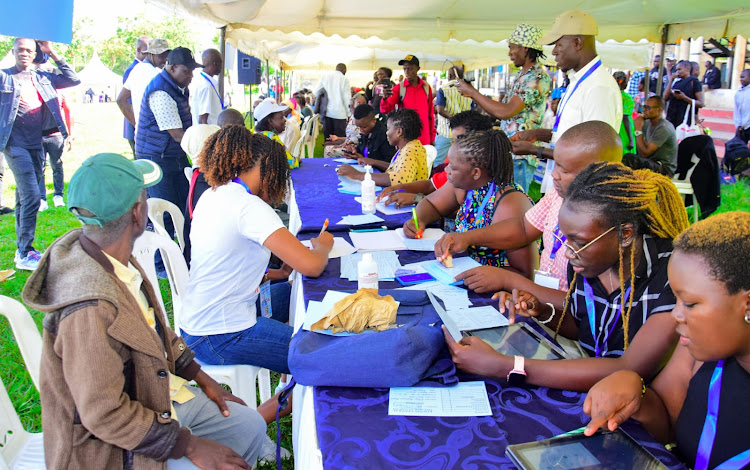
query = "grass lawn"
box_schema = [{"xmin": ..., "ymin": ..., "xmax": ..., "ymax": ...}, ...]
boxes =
[{"xmin": 1, "ymin": 103, "xmax": 748, "ymax": 469}]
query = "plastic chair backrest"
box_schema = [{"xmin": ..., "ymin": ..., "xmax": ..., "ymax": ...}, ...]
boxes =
[
  {"xmin": 424, "ymin": 144, "xmax": 438, "ymax": 169},
  {"xmin": 146, "ymin": 198, "xmax": 186, "ymax": 253},
  {"xmin": 0, "ymin": 296, "xmax": 41, "ymax": 390},
  {"xmin": 673, "ymin": 153, "xmax": 701, "ymax": 183},
  {"xmin": 305, "ymin": 115, "xmax": 320, "ymax": 159},
  {"xmin": 0, "ymin": 375, "xmax": 30, "ymax": 469}
]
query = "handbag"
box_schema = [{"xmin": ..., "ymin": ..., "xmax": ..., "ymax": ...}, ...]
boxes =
[
  {"xmin": 675, "ymin": 98, "xmax": 702, "ymax": 143},
  {"xmin": 289, "ymin": 289, "xmax": 458, "ymax": 388}
]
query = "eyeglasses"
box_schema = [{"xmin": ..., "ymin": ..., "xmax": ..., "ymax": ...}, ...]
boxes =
[{"xmin": 552, "ymin": 225, "xmax": 618, "ymax": 258}]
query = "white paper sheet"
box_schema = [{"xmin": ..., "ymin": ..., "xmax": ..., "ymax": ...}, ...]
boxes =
[
  {"xmin": 333, "ymin": 158, "xmax": 358, "ymax": 164},
  {"xmin": 301, "ymin": 237, "xmax": 358, "ymax": 259},
  {"xmin": 337, "ymin": 214, "xmax": 386, "ymax": 226},
  {"xmin": 349, "ymin": 230, "xmax": 406, "ymax": 251},
  {"xmin": 393, "ymin": 227, "xmax": 446, "ymax": 251},
  {"xmin": 388, "ymin": 381, "xmax": 492, "ymax": 417},
  {"xmin": 420, "ymin": 257, "xmax": 481, "ymax": 285},
  {"xmin": 446, "ymin": 306, "xmax": 509, "ymax": 331},
  {"xmin": 340, "ymin": 251, "xmax": 402, "ymax": 281}
]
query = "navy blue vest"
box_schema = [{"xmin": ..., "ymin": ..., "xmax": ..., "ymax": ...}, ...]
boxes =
[{"xmin": 135, "ymin": 69, "xmax": 191, "ymax": 170}]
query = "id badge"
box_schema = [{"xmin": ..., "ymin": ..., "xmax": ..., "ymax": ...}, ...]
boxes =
[
  {"xmin": 259, "ymin": 280, "xmax": 273, "ymax": 318},
  {"xmin": 534, "ymin": 270, "xmax": 560, "ymax": 290}
]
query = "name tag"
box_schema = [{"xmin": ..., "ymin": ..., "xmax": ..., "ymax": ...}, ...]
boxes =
[
  {"xmin": 259, "ymin": 280, "xmax": 273, "ymax": 318},
  {"xmin": 534, "ymin": 270, "xmax": 560, "ymax": 290}
]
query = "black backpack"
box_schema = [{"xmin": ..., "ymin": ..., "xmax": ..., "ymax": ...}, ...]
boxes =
[{"xmin": 722, "ymin": 137, "xmax": 750, "ymax": 175}]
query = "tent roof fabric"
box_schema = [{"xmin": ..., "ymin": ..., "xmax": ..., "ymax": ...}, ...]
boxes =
[{"xmin": 75, "ymin": 52, "xmax": 123, "ymax": 86}]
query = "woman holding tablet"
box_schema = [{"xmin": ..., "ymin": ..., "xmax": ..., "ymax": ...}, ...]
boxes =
[
  {"xmin": 444, "ymin": 162, "xmax": 689, "ymax": 391},
  {"xmin": 584, "ymin": 212, "xmax": 750, "ymax": 470}
]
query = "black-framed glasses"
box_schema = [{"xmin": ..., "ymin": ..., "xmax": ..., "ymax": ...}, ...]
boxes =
[{"xmin": 552, "ymin": 225, "xmax": 618, "ymax": 258}]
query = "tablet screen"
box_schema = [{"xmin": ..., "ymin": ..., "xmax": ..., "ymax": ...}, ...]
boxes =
[
  {"xmin": 466, "ymin": 323, "xmax": 566, "ymax": 360},
  {"xmin": 506, "ymin": 429, "xmax": 669, "ymax": 470}
]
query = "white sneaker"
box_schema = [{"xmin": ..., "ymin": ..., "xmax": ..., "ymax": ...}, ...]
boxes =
[
  {"xmin": 38, "ymin": 200, "xmax": 48, "ymax": 212},
  {"xmin": 16, "ymin": 250, "xmax": 42, "ymax": 271},
  {"xmin": 53, "ymin": 195, "xmax": 65, "ymax": 207},
  {"xmin": 258, "ymin": 435, "xmax": 291, "ymax": 465}
]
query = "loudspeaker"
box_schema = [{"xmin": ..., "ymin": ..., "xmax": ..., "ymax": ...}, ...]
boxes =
[{"xmin": 237, "ymin": 51, "xmax": 261, "ymax": 85}]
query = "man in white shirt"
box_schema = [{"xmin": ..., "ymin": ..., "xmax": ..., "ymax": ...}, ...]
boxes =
[
  {"xmin": 511, "ymin": 10, "xmax": 622, "ymax": 162},
  {"xmin": 191, "ymin": 48, "xmax": 224, "ymax": 125},
  {"xmin": 116, "ymin": 38, "xmax": 171, "ymax": 134},
  {"xmin": 735, "ymin": 69, "xmax": 750, "ymax": 144},
  {"xmin": 314, "ymin": 63, "xmax": 351, "ymax": 139}
]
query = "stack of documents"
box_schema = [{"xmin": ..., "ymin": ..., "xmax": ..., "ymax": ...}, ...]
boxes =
[
  {"xmin": 340, "ymin": 251, "xmax": 402, "ymax": 281},
  {"xmin": 337, "ymin": 175, "xmax": 362, "ymax": 195},
  {"xmin": 337, "ymin": 214, "xmax": 385, "ymax": 225},
  {"xmin": 418, "ymin": 257, "xmax": 481, "ymax": 285},
  {"xmin": 395, "ymin": 227, "xmax": 446, "ymax": 252},
  {"xmin": 354, "ymin": 197, "xmax": 412, "ymax": 216},
  {"xmin": 349, "ymin": 230, "xmax": 406, "ymax": 251},
  {"xmin": 388, "ymin": 381, "xmax": 491, "ymax": 417},
  {"xmin": 301, "ymin": 237, "xmax": 357, "ymax": 259}
]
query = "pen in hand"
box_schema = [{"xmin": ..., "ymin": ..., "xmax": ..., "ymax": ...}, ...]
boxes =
[{"xmin": 319, "ymin": 218, "xmax": 329, "ymax": 236}]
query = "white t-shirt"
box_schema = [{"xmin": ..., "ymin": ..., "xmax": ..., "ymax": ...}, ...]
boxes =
[
  {"xmin": 191, "ymin": 72, "xmax": 223, "ymax": 126},
  {"xmin": 124, "ymin": 61, "xmax": 160, "ymax": 129},
  {"xmin": 551, "ymin": 56, "xmax": 622, "ymax": 145},
  {"xmin": 180, "ymin": 182, "xmax": 285, "ymax": 336},
  {"xmin": 314, "ymin": 70, "xmax": 351, "ymax": 120}
]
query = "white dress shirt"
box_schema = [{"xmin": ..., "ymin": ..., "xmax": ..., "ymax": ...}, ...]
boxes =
[
  {"xmin": 314, "ymin": 70, "xmax": 351, "ymax": 120},
  {"xmin": 734, "ymin": 84, "xmax": 750, "ymax": 130},
  {"xmin": 191, "ymin": 72, "xmax": 224, "ymax": 126},
  {"xmin": 124, "ymin": 61, "xmax": 161, "ymax": 130}
]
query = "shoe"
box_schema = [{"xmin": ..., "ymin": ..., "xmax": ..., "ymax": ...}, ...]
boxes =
[
  {"xmin": 274, "ymin": 381, "xmax": 288, "ymax": 395},
  {"xmin": 14, "ymin": 250, "xmax": 21, "ymax": 264},
  {"xmin": 38, "ymin": 200, "xmax": 48, "ymax": 212},
  {"xmin": 16, "ymin": 249, "xmax": 42, "ymax": 271},
  {"xmin": 258, "ymin": 435, "xmax": 291, "ymax": 465},
  {"xmin": 53, "ymin": 195, "xmax": 65, "ymax": 207},
  {"xmin": 0, "ymin": 206, "xmax": 12, "ymax": 215}
]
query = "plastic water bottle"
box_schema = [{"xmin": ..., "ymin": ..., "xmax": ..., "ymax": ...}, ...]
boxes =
[
  {"xmin": 357, "ymin": 253, "xmax": 379, "ymax": 291},
  {"xmin": 361, "ymin": 165, "xmax": 376, "ymax": 214}
]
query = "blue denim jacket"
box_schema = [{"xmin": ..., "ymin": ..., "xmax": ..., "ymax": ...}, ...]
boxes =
[{"xmin": 0, "ymin": 59, "xmax": 80, "ymax": 149}]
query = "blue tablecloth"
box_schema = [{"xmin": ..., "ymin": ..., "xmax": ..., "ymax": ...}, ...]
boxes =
[{"xmin": 291, "ymin": 158, "xmax": 413, "ymax": 234}]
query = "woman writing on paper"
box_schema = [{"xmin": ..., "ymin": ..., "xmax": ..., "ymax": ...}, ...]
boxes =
[
  {"xmin": 444, "ymin": 162, "xmax": 689, "ymax": 392},
  {"xmin": 403, "ymin": 130, "xmax": 537, "ymax": 278},
  {"xmin": 584, "ymin": 212, "xmax": 750, "ymax": 470}
]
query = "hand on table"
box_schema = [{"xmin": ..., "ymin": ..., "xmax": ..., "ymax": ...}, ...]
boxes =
[
  {"xmin": 382, "ymin": 192, "xmax": 416, "ymax": 209},
  {"xmin": 492, "ymin": 288, "xmax": 546, "ymax": 324},
  {"xmin": 311, "ymin": 231, "xmax": 334, "ymax": 252},
  {"xmin": 434, "ymin": 232, "xmax": 469, "ymax": 262},
  {"xmin": 357, "ymin": 156, "xmax": 378, "ymax": 166},
  {"xmin": 454, "ymin": 265, "xmax": 507, "ymax": 294},
  {"xmin": 402, "ymin": 218, "xmax": 423, "ymax": 239},
  {"xmin": 185, "ymin": 435, "xmax": 250, "ymax": 470},
  {"xmin": 336, "ymin": 164, "xmax": 362, "ymax": 180},
  {"xmin": 583, "ymin": 370, "xmax": 644, "ymax": 436},
  {"xmin": 377, "ymin": 185, "xmax": 402, "ymax": 202},
  {"xmin": 442, "ymin": 326, "xmax": 505, "ymax": 377}
]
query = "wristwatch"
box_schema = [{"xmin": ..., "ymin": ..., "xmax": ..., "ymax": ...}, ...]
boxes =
[
  {"xmin": 413, "ymin": 193, "xmax": 425, "ymax": 204},
  {"xmin": 506, "ymin": 356, "xmax": 527, "ymax": 386},
  {"xmin": 634, "ymin": 130, "xmax": 643, "ymax": 137}
]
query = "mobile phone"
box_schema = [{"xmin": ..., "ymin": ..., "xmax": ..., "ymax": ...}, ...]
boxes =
[{"xmin": 396, "ymin": 272, "xmax": 436, "ymax": 286}]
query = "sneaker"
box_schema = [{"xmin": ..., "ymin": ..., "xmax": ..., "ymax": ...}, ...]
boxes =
[
  {"xmin": 258, "ymin": 435, "xmax": 291, "ymax": 465},
  {"xmin": 53, "ymin": 195, "xmax": 65, "ymax": 207},
  {"xmin": 14, "ymin": 250, "xmax": 21, "ymax": 264},
  {"xmin": 16, "ymin": 249, "xmax": 42, "ymax": 271},
  {"xmin": 274, "ymin": 381, "xmax": 288, "ymax": 395},
  {"xmin": 38, "ymin": 200, "xmax": 48, "ymax": 212},
  {"xmin": 0, "ymin": 206, "xmax": 12, "ymax": 215}
]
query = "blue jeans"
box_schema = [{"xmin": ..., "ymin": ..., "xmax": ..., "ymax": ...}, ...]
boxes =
[
  {"xmin": 183, "ymin": 282, "xmax": 293, "ymax": 374},
  {"xmin": 4, "ymin": 146, "xmax": 44, "ymax": 255},
  {"xmin": 433, "ymin": 134, "xmax": 452, "ymax": 167},
  {"xmin": 41, "ymin": 135, "xmax": 64, "ymax": 197},
  {"xmin": 513, "ymin": 158, "xmax": 535, "ymax": 193}
]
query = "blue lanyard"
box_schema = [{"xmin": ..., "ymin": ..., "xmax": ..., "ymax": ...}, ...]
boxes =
[
  {"xmin": 695, "ymin": 360, "xmax": 750, "ymax": 470},
  {"xmin": 552, "ymin": 60, "xmax": 602, "ymax": 133},
  {"xmin": 582, "ymin": 278, "xmax": 631, "ymax": 358},
  {"xmin": 461, "ymin": 181, "xmax": 496, "ymax": 226},
  {"xmin": 363, "ymin": 146, "xmax": 369, "ymax": 158},
  {"xmin": 550, "ymin": 224, "xmax": 566, "ymax": 260},
  {"xmin": 233, "ymin": 177, "xmax": 252, "ymax": 195},
  {"xmin": 201, "ymin": 72, "xmax": 226, "ymax": 109},
  {"xmin": 389, "ymin": 148, "xmax": 401, "ymax": 166}
]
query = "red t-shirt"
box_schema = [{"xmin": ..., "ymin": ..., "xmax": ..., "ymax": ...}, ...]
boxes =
[{"xmin": 380, "ymin": 77, "xmax": 435, "ymax": 146}]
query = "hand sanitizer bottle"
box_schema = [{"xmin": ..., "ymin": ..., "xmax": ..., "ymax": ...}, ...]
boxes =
[
  {"xmin": 358, "ymin": 253, "xmax": 379, "ymax": 291},
  {"xmin": 361, "ymin": 165, "xmax": 376, "ymax": 214}
]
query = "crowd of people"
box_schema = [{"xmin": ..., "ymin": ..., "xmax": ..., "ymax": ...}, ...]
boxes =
[{"xmin": 1, "ymin": 6, "xmax": 749, "ymax": 469}]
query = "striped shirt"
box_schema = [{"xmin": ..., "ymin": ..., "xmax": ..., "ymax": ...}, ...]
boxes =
[
  {"xmin": 568, "ymin": 235, "xmax": 676, "ymax": 358},
  {"xmin": 435, "ymin": 86, "xmax": 475, "ymax": 138}
]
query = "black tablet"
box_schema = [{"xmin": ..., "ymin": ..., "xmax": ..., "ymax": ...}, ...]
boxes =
[
  {"xmin": 506, "ymin": 429, "xmax": 669, "ymax": 470},
  {"xmin": 465, "ymin": 323, "xmax": 567, "ymax": 360}
]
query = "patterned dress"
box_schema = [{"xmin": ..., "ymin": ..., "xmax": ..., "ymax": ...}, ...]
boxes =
[{"xmin": 501, "ymin": 63, "xmax": 551, "ymax": 138}]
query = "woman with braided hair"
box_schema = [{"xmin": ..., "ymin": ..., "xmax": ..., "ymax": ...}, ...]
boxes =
[
  {"xmin": 444, "ymin": 161, "xmax": 689, "ymax": 392},
  {"xmin": 180, "ymin": 126, "xmax": 333, "ymax": 378},
  {"xmin": 585, "ymin": 212, "xmax": 750, "ymax": 470},
  {"xmin": 403, "ymin": 129, "xmax": 537, "ymax": 277}
]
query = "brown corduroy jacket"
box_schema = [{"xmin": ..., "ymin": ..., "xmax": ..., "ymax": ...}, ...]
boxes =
[{"xmin": 23, "ymin": 229, "xmax": 201, "ymax": 470}]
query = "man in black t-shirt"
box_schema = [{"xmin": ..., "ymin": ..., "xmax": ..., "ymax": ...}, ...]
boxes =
[{"xmin": 344, "ymin": 104, "xmax": 397, "ymax": 171}]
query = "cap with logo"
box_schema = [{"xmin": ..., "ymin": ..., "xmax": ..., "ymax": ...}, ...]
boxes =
[
  {"xmin": 398, "ymin": 55, "xmax": 420, "ymax": 67},
  {"xmin": 143, "ymin": 38, "xmax": 171, "ymax": 55},
  {"xmin": 68, "ymin": 153, "xmax": 162, "ymax": 227},
  {"xmin": 253, "ymin": 98, "xmax": 290, "ymax": 123},
  {"xmin": 508, "ymin": 23, "xmax": 543, "ymax": 51},
  {"xmin": 540, "ymin": 9, "xmax": 598, "ymax": 45},
  {"xmin": 167, "ymin": 47, "xmax": 203, "ymax": 69}
]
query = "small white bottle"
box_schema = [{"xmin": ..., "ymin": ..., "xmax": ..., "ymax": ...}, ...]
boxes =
[
  {"xmin": 357, "ymin": 253, "xmax": 379, "ymax": 291},
  {"xmin": 361, "ymin": 165, "xmax": 376, "ymax": 215}
]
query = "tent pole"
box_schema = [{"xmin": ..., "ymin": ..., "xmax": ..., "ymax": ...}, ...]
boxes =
[
  {"xmin": 266, "ymin": 60, "xmax": 270, "ymax": 97},
  {"xmin": 219, "ymin": 25, "xmax": 226, "ymax": 101},
  {"xmin": 656, "ymin": 25, "xmax": 669, "ymax": 96}
]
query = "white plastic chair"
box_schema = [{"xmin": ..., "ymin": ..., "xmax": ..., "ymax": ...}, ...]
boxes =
[
  {"xmin": 672, "ymin": 153, "xmax": 701, "ymax": 223},
  {"xmin": 146, "ymin": 197, "xmax": 186, "ymax": 253},
  {"xmin": 295, "ymin": 117, "xmax": 314, "ymax": 160},
  {"xmin": 424, "ymin": 144, "xmax": 438, "ymax": 169},
  {"xmin": 0, "ymin": 296, "xmax": 45, "ymax": 470},
  {"xmin": 132, "ymin": 232, "xmax": 272, "ymax": 407},
  {"xmin": 304, "ymin": 114, "xmax": 321, "ymax": 159}
]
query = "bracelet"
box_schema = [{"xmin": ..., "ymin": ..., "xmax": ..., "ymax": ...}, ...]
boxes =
[
  {"xmin": 640, "ymin": 377, "xmax": 647, "ymax": 398},
  {"xmin": 537, "ymin": 302, "xmax": 556, "ymax": 325},
  {"xmin": 537, "ymin": 146, "xmax": 544, "ymax": 160}
]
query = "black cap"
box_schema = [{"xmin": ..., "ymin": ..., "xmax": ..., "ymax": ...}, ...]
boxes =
[
  {"xmin": 166, "ymin": 47, "xmax": 203, "ymax": 69},
  {"xmin": 398, "ymin": 55, "xmax": 420, "ymax": 67}
]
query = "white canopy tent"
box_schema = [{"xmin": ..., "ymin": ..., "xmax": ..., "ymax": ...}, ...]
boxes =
[{"xmin": 74, "ymin": 51, "xmax": 123, "ymax": 100}]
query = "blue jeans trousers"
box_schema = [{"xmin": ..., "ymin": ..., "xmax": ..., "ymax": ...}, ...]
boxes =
[
  {"xmin": 433, "ymin": 134, "xmax": 452, "ymax": 167},
  {"xmin": 4, "ymin": 146, "xmax": 44, "ymax": 255},
  {"xmin": 183, "ymin": 282, "xmax": 293, "ymax": 374},
  {"xmin": 41, "ymin": 135, "xmax": 65, "ymax": 197}
]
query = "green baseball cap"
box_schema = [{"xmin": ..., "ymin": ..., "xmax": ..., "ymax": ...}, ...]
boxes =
[{"xmin": 68, "ymin": 153, "xmax": 162, "ymax": 226}]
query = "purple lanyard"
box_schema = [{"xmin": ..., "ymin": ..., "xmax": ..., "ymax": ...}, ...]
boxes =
[
  {"xmin": 363, "ymin": 146, "xmax": 369, "ymax": 158},
  {"xmin": 201, "ymin": 72, "xmax": 226, "ymax": 109},
  {"xmin": 462, "ymin": 181, "xmax": 496, "ymax": 226},
  {"xmin": 389, "ymin": 149, "xmax": 401, "ymax": 166},
  {"xmin": 233, "ymin": 177, "xmax": 252, "ymax": 195},
  {"xmin": 550, "ymin": 224, "xmax": 566, "ymax": 259},
  {"xmin": 582, "ymin": 278, "xmax": 631, "ymax": 358},
  {"xmin": 552, "ymin": 60, "xmax": 602, "ymax": 133},
  {"xmin": 695, "ymin": 360, "xmax": 750, "ymax": 470}
]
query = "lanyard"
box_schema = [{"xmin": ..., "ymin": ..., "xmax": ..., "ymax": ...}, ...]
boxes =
[
  {"xmin": 389, "ymin": 148, "xmax": 401, "ymax": 166},
  {"xmin": 363, "ymin": 145, "xmax": 369, "ymax": 158},
  {"xmin": 695, "ymin": 360, "xmax": 750, "ymax": 470},
  {"xmin": 582, "ymin": 278, "xmax": 631, "ymax": 358},
  {"xmin": 233, "ymin": 177, "xmax": 252, "ymax": 195},
  {"xmin": 201, "ymin": 72, "xmax": 226, "ymax": 109},
  {"xmin": 550, "ymin": 223, "xmax": 566, "ymax": 260},
  {"xmin": 462, "ymin": 181, "xmax": 496, "ymax": 226},
  {"xmin": 552, "ymin": 60, "xmax": 602, "ymax": 133}
]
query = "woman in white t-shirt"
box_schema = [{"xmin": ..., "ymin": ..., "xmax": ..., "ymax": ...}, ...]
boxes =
[{"xmin": 180, "ymin": 126, "xmax": 333, "ymax": 374}]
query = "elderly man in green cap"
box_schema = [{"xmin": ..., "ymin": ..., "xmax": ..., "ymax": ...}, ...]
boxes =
[
  {"xmin": 455, "ymin": 23, "xmax": 551, "ymax": 191},
  {"xmin": 23, "ymin": 153, "xmax": 266, "ymax": 469}
]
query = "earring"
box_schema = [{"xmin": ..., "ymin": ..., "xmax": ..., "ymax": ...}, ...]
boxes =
[{"xmin": 745, "ymin": 311, "xmax": 750, "ymax": 325}]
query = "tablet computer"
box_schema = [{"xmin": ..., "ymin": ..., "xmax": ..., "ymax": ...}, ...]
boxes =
[
  {"xmin": 506, "ymin": 429, "xmax": 669, "ymax": 470},
  {"xmin": 464, "ymin": 323, "xmax": 567, "ymax": 360}
]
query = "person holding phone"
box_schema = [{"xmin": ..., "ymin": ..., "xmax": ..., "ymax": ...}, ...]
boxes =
[{"xmin": 663, "ymin": 60, "xmax": 703, "ymax": 129}]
